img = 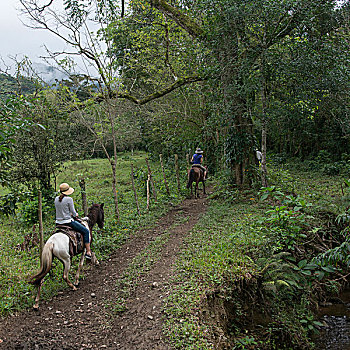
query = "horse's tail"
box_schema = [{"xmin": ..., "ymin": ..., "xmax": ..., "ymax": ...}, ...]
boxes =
[
  {"xmin": 28, "ymin": 242, "xmax": 54, "ymax": 286},
  {"xmin": 187, "ymin": 168, "xmax": 195, "ymax": 188}
]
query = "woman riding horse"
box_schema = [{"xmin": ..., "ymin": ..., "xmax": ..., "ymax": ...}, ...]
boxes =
[
  {"xmin": 29, "ymin": 201, "xmax": 104, "ymax": 309},
  {"xmin": 55, "ymin": 183, "xmax": 92, "ymax": 260}
]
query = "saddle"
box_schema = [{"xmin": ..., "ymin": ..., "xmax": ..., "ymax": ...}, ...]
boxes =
[
  {"xmin": 192, "ymin": 164, "xmax": 205, "ymax": 175},
  {"xmin": 56, "ymin": 224, "xmax": 84, "ymax": 257}
]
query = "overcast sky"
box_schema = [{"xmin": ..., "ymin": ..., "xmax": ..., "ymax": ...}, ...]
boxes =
[
  {"xmin": 0, "ymin": 0, "xmax": 68, "ymax": 69},
  {"xmin": 0, "ymin": 0, "xmax": 347, "ymax": 74}
]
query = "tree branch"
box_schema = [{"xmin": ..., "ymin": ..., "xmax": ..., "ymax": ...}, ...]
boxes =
[
  {"xmin": 150, "ymin": 0, "xmax": 203, "ymax": 38},
  {"xmin": 94, "ymin": 75, "xmax": 204, "ymax": 105}
]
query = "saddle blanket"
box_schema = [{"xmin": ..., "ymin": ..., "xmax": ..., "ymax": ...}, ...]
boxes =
[{"xmin": 56, "ymin": 224, "xmax": 84, "ymax": 257}]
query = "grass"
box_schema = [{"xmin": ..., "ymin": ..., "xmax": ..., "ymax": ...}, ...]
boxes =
[
  {"xmin": 163, "ymin": 200, "xmax": 265, "ymax": 349},
  {"xmin": 162, "ymin": 163, "xmax": 350, "ymax": 349},
  {"xmin": 0, "ymin": 151, "xmax": 188, "ymax": 317}
]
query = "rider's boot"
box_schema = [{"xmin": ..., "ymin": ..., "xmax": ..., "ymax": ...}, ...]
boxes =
[{"xmin": 85, "ymin": 242, "xmax": 92, "ymax": 260}]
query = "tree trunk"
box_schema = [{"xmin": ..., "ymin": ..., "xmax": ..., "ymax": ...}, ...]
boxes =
[
  {"xmin": 175, "ymin": 154, "xmax": 180, "ymax": 192},
  {"xmin": 260, "ymin": 50, "xmax": 269, "ymax": 188},
  {"xmin": 261, "ymin": 118, "xmax": 268, "ymax": 187}
]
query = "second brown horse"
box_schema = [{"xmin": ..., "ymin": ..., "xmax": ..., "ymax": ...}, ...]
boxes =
[{"xmin": 187, "ymin": 166, "xmax": 206, "ymax": 197}]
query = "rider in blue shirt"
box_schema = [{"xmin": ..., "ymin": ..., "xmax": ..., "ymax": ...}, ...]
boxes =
[{"xmin": 191, "ymin": 148, "xmax": 207, "ymax": 179}]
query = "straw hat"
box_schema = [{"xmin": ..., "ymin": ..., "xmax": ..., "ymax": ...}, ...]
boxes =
[
  {"xmin": 59, "ymin": 183, "xmax": 74, "ymax": 195},
  {"xmin": 195, "ymin": 148, "xmax": 203, "ymax": 154}
]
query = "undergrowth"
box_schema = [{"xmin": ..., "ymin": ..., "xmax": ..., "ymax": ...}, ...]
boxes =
[{"xmin": 163, "ymin": 164, "xmax": 350, "ymax": 349}]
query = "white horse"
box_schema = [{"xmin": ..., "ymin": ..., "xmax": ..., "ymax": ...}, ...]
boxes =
[{"xmin": 29, "ymin": 203, "xmax": 104, "ymax": 309}]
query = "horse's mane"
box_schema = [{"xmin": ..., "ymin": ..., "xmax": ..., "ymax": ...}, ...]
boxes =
[{"xmin": 88, "ymin": 204, "xmax": 100, "ymax": 220}]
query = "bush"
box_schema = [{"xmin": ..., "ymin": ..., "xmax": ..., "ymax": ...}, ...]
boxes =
[
  {"xmin": 0, "ymin": 193, "xmax": 20, "ymax": 217},
  {"xmin": 19, "ymin": 191, "xmax": 54, "ymax": 226},
  {"xmin": 322, "ymin": 163, "xmax": 341, "ymax": 176}
]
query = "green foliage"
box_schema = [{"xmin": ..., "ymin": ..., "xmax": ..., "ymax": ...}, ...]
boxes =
[
  {"xmin": 259, "ymin": 187, "xmax": 312, "ymax": 250},
  {"xmin": 0, "ymin": 193, "xmax": 20, "ymax": 217},
  {"xmin": 300, "ymin": 150, "xmax": 350, "ymax": 175},
  {"xmin": 20, "ymin": 193, "xmax": 54, "ymax": 227},
  {"xmin": 233, "ymin": 336, "xmax": 260, "ymax": 349},
  {"xmin": 1, "ymin": 90, "xmax": 79, "ymax": 191},
  {"xmin": 0, "ymin": 95, "xmax": 34, "ymax": 173},
  {"xmin": 258, "ymin": 252, "xmax": 306, "ymax": 295},
  {"xmin": 0, "ymin": 73, "xmax": 36, "ymax": 100},
  {"xmin": 225, "ymin": 129, "xmax": 255, "ymax": 165},
  {"xmin": 314, "ymin": 231, "xmax": 350, "ymax": 268}
]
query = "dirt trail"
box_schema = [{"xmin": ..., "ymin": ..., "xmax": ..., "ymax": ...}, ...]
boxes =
[{"xmin": 0, "ymin": 193, "xmax": 209, "ymax": 350}]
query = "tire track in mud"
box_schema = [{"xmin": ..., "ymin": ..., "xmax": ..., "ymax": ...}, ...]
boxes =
[{"xmin": 0, "ymin": 193, "xmax": 209, "ymax": 350}]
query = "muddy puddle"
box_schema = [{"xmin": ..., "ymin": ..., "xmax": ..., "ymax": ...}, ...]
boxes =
[{"xmin": 315, "ymin": 290, "xmax": 350, "ymax": 350}]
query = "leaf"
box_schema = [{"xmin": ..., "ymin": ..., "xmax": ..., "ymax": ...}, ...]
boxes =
[
  {"xmin": 276, "ymin": 280, "xmax": 290, "ymax": 287},
  {"xmin": 261, "ymin": 193, "xmax": 269, "ymax": 201},
  {"xmin": 321, "ymin": 266, "xmax": 337, "ymax": 273},
  {"xmin": 303, "ymin": 263, "xmax": 318, "ymax": 270},
  {"xmin": 315, "ymin": 271, "xmax": 325, "ymax": 280},
  {"xmin": 298, "ymin": 259, "xmax": 307, "ymax": 268}
]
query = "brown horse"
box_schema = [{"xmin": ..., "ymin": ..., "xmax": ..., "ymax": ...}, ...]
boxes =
[
  {"xmin": 28, "ymin": 203, "xmax": 104, "ymax": 309},
  {"xmin": 187, "ymin": 166, "xmax": 206, "ymax": 197}
]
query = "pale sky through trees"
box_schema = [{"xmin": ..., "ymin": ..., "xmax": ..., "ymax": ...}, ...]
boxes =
[
  {"xmin": 0, "ymin": 0, "xmax": 347, "ymax": 74},
  {"xmin": 0, "ymin": 0, "xmax": 66, "ymax": 69}
]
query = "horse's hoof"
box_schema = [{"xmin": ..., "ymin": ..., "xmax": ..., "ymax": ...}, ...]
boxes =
[
  {"xmin": 33, "ymin": 304, "xmax": 39, "ymax": 311},
  {"xmin": 73, "ymin": 286, "xmax": 78, "ymax": 291}
]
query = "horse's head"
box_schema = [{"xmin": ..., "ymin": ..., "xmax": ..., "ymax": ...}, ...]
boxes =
[{"xmin": 88, "ymin": 203, "xmax": 105, "ymax": 229}]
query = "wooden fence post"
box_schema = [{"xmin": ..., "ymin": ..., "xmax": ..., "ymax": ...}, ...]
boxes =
[
  {"xmin": 79, "ymin": 178, "xmax": 88, "ymax": 216},
  {"xmin": 131, "ymin": 163, "xmax": 141, "ymax": 215},
  {"xmin": 145, "ymin": 157, "xmax": 157, "ymax": 201},
  {"xmin": 186, "ymin": 153, "xmax": 191, "ymax": 168},
  {"xmin": 111, "ymin": 160, "xmax": 120, "ymax": 219},
  {"xmin": 159, "ymin": 154, "xmax": 170, "ymax": 196},
  {"xmin": 146, "ymin": 174, "xmax": 150, "ymax": 211},
  {"xmin": 38, "ymin": 190, "xmax": 44, "ymax": 262},
  {"xmin": 175, "ymin": 154, "xmax": 180, "ymax": 192}
]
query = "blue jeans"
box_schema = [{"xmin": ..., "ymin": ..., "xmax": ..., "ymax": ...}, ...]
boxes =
[{"xmin": 68, "ymin": 220, "xmax": 90, "ymax": 244}]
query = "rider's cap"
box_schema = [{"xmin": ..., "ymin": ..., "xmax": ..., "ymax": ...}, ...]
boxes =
[
  {"xmin": 195, "ymin": 148, "xmax": 203, "ymax": 154},
  {"xmin": 59, "ymin": 183, "xmax": 74, "ymax": 195}
]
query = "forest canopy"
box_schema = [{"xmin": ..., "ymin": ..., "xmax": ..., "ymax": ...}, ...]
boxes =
[{"xmin": 1, "ymin": 0, "xmax": 349, "ymax": 189}]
